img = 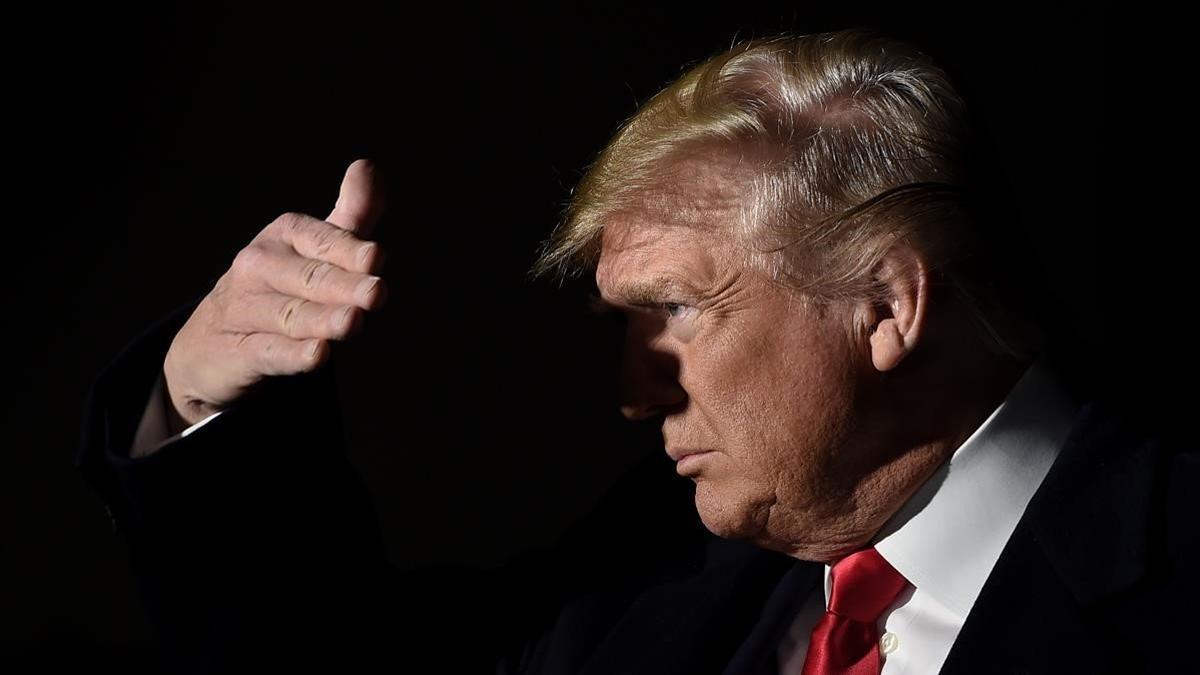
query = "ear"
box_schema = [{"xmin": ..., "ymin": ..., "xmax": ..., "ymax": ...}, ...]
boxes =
[{"xmin": 858, "ymin": 242, "xmax": 930, "ymax": 374}]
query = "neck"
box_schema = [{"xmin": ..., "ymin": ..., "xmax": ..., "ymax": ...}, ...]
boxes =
[{"xmin": 808, "ymin": 340, "xmax": 1032, "ymax": 563}]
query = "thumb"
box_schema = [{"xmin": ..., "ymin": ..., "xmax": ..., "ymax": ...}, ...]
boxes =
[{"xmin": 326, "ymin": 158, "xmax": 387, "ymax": 236}]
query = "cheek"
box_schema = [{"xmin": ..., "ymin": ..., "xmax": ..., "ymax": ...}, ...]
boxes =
[
  {"xmin": 682, "ymin": 331, "xmax": 792, "ymax": 468},
  {"xmin": 683, "ymin": 331, "xmax": 762, "ymax": 428},
  {"xmin": 692, "ymin": 316, "xmax": 858, "ymax": 477}
]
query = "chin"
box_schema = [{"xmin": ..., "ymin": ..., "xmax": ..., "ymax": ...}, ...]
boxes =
[{"xmin": 692, "ymin": 477, "xmax": 775, "ymax": 541}]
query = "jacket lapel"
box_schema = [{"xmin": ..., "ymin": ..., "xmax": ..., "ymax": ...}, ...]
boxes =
[{"xmin": 722, "ymin": 558, "xmax": 822, "ymax": 675}]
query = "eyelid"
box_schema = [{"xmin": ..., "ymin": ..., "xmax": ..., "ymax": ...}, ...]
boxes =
[
  {"xmin": 585, "ymin": 292, "xmax": 695, "ymax": 320},
  {"xmin": 658, "ymin": 301, "xmax": 696, "ymax": 320}
]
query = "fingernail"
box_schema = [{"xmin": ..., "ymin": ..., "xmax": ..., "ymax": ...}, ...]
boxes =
[
  {"xmin": 355, "ymin": 276, "xmax": 380, "ymax": 304},
  {"xmin": 337, "ymin": 306, "xmax": 354, "ymax": 329},
  {"xmin": 306, "ymin": 340, "xmax": 320, "ymax": 358}
]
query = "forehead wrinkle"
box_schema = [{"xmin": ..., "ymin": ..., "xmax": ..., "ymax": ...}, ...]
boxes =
[
  {"xmin": 597, "ymin": 156, "xmax": 751, "ymax": 304},
  {"xmin": 596, "ymin": 227, "xmax": 720, "ymax": 309}
]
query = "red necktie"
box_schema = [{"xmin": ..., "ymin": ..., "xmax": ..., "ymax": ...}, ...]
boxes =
[{"xmin": 800, "ymin": 547, "xmax": 911, "ymax": 675}]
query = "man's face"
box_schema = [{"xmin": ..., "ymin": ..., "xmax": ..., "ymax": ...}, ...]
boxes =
[{"xmin": 594, "ymin": 162, "xmax": 880, "ymax": 559}]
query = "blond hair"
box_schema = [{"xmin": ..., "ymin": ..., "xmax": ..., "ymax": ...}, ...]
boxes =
[{"xmin": 530, "ymin": 27, "xmax": 1050, "ymax": 361}]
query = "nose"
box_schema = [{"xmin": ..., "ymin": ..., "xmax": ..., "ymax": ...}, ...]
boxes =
[{"xmin": 616, "ymin": 319, "xmax": 687, "ymax": 421}]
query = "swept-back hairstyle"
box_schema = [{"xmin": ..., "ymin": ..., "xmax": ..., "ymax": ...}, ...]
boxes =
[{"xmin": 530, "ymin": 27, "xmax": 1057, "ymax": 362}]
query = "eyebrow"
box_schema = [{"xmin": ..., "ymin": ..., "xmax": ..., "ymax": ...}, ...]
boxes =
[{"xmin": 589, "ymin": 276, "xmax": 702, "ymax": 313}]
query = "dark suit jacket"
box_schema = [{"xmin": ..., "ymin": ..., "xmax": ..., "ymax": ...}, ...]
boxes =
[{"xmin": 77, "ymin": 298, "xmax": 1198, "ymax": 674}]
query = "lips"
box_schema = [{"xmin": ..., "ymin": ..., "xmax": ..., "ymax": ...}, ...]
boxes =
[{"xmin": 666, "ymin": 448, "xmax": 713, "ymax": 462}]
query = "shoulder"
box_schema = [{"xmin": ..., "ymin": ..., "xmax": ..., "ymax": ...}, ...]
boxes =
[
  {"xmin": 1044, "ymin": 394, "xmax": 1196, "ymax": 542},
  {"xmin": 944, "ymin": 396, "xmax": 1196, "ymax": 672},
  {"xmin": 1037, "ymin": 396, "xmax": 1197, "ymax": 638}
]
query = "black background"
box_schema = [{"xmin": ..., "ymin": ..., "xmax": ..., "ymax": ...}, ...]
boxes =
[{"xmin": 6, "ymin": 2, "xmax": 1171, "ymax": 671}]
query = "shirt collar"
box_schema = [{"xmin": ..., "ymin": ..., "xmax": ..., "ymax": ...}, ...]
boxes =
[{"xmin": 822, "ymin": 358, "xmax": 1083, "ymax": 619}]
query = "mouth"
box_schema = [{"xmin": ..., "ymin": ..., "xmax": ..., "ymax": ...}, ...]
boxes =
[
  {"xmin": 672, "ymin": 450, "xmax": 716, "ymax": 475},
  {"xmin": 666, "ymin": 447, "xmax": 714, "ymax": 462}
]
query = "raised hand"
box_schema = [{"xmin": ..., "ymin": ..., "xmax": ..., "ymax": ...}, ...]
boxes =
[{"xmin": 160, "ymin": 159, "xmax": 388, "ymax": 433}]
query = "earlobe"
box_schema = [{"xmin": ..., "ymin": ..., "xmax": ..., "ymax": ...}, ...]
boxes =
[
  {"xmin": 870, "ymin": 319, "xmax": 907, "ymax": 372},
  {"xmin": 864, "ymin": 243, "xmax": 929, "ymax": 374}
]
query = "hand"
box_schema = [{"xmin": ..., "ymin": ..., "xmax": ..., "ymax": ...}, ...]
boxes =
[{"xmin": 161, "ymin": 159, "xmax": 388, "ymax": 432}]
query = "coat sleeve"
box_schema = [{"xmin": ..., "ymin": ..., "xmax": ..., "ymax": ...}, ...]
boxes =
[
  {"xmin": 128, "ymin": 368, "xmax": 225, "ymax": 459},
  {"xmin": 72, "ymin": 298, "xmax": 565, "ymax": 673},
  {"xmin": 75, "ymin": 295, "xmax": 396, "ymax": 671}
]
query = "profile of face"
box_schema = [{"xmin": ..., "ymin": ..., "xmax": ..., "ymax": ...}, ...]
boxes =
[{"xmin": 593, "ymin": 159, "xmax": 894, "ymax": 562}]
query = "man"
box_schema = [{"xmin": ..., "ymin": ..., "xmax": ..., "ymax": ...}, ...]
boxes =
[{"xmin": 77, "ymin": 28, "xmax": 1194, "ymax": 673}]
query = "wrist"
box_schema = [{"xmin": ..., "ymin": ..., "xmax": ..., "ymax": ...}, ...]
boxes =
[{"xmin": 161, "ymin": 354, "xmax": 219, "ymax": 433}]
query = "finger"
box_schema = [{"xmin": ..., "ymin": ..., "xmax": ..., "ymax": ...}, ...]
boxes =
[
  {"xmin": 251, "ymin": 241, "xmax": 387, "ymax": 311},
  {"xmin": 227, "ymin": 290, "xmax": 363, "ymax": 341},
  {"xmin": 269, "ymin": 212, "xmax": 384, "ymax": 275},
  {"xmin": 232, "ymin": 332, "xmax": 330, "ymax": 377},
  {"xmin": 326, "ymin": 158, "xmax": 386, "ymax": 238}
]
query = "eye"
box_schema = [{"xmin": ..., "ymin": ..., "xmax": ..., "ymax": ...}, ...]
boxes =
[
  {"xmin": 657, "ymin": 302, "xmax": 699, "ymax": 341},
  {"xmin": 657, "ymin": 302, "xmax": 698, "ymax": 323}
]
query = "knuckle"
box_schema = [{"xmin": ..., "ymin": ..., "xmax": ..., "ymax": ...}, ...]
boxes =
[
  {"xmin": 235, "ymin": 332, "xmax": 257, "ymax": 356},
  {"xmin": 278, "ymin": 211, "xmax": 304, "ymax": 227},
  {"xmin": 301, "ymin": 259, "xmax": 334, "ymax": 291},
  {"xmin": 235, "ymin": 333, "xmax": 268, "ymax": 371},
  {"xmin": 259, "ymin": 337, "xmax": 287, "ymax": 368},
  {"xmin": 232, "ymin": 244, "xmax": 265, "ymax": 277},
  {"xmin": 277, "ymin": 297, "xmax": 308, "ymax": 336},
  {"xmin": 272, "ymin": 211, "xmax": 305, "ymax": 238},
  {"xmin": 313, "ymin": 225, "xmax": 351, "ymax": 258}
]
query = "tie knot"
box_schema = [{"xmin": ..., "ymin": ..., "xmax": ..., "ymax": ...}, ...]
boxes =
[{"xmin": 826, "ymin": 547, "xmax": 911, "ymax": 623}]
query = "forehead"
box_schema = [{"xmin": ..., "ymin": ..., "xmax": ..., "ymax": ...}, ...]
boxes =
[
  {"xmin": 595, "ymin": 153, "xmax": 752, "ymax": 297},
  {"xmin": 595, "ymin": 224, "xmax": 717, "ymax": 303}
]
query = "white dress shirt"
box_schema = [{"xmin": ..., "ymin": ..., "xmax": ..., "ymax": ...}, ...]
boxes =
[
  {"xmin": 776, "ymin": 358, "xmax": 1082, "ymax": 674},
  {"xmin": 131, "ymin": 360, "xmax": 1082, "ymax": 675}
]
